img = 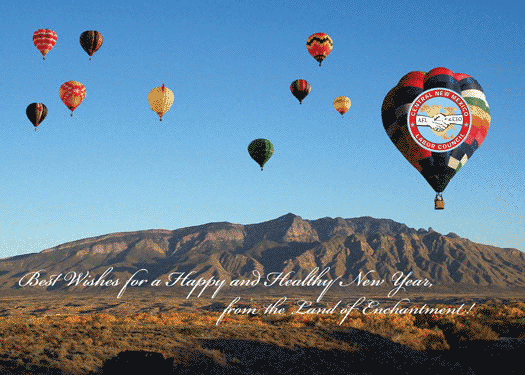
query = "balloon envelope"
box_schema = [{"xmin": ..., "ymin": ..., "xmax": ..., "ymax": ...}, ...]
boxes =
[
  {"xmin": 148, "ymin": 84, "xmax": 174, "ymax": 121},
  {"xmin": 381, "ymin": 67, "xmax": 490, "ymax": 195},
  {"xmin": 306, "ymin": 33, "xmax": 333, "ymax": 66},
  {"xmin": 248, "ymin": 139, "xmax": 274, "ymax": 171},
  {"xmin": 59, "ymin": 81, "xmax": 86, "ymax": 115},
  {"xmin": 26, "ymin": 103, "xmax": 48, "ymax": 130},
  {"xmin": 80, "ymin": 30, "xmax": 103, "ymax": 60},
  {"xmin": 33, "ymin": 29, "xmax": 57, "ymax": 60},
  {"xmin": 290, "ymin": 79, "xmax": 311, "ymax": 104},
  {"xmin": 334, "ymin": 96, "xmax": 351, "ymax": 116}
]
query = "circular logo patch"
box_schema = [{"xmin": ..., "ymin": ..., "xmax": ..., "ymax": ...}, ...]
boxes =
[{"xmin": 407, "ymin": 88, "xmax": 471, "ymax": 152}]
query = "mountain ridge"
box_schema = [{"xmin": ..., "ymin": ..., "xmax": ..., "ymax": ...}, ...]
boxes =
[{"xmin": 1, "ymin": 213, "xmax": 524, "ymax": 291}]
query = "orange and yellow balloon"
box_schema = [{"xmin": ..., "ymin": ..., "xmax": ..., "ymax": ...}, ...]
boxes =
[
  {"xmin": 147, "ymin": 83, "xmax": 174, "ymax": 121},
  {"xmin": 333, "ymin": 96, "xmax": 351, "ymax": 117},
  {"xmin": 59, "ymin": 81, "xmax": 86, "ymax": 116}
]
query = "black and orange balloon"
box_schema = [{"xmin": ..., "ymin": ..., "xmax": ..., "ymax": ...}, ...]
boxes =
[
  {"xmin": 290, "ymin": 79, "xmax": 311, "ymax": 104},
  {"xmin": 26, "ymin": 103, "xmax": 48, "ymax": 131},
  {"xmin": 80, "ymin": 30, "xmax": 103, "ymax": 60},
  {"xmin": 381, "ymin": 67, "xmax": 491, "ymax": 209},
  {"xmin": 306, "ymin": 33, "xmax": 333, "ymax": 66}
]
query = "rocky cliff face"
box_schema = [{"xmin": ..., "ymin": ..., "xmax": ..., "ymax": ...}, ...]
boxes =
[{"xmin": 1, "ymin": 213, "xmax": 524, "ymax": 290}]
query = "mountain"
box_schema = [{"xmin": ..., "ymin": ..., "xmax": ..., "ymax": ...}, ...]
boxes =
[{"xmin": 1, "ymin": 213, "xmax": 524, "ymax": 292}]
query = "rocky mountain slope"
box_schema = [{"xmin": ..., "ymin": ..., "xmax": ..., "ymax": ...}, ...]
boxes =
[{"xmin": 1, "ymin": 213, "xmax": 524, "ymax": 291}]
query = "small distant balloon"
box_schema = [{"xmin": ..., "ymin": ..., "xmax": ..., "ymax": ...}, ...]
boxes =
[
  {"xmin": 33, "ymin": 29, "xmax": 57, "ymax": 60},
  {"xmin": 26, "ymin": 103, "xmax": 48, "ymax": 131},
  {"xmin": 333, "ymin": 96, "xmax": 351, "ymax": 117},
  {"xmin": 59, "ymin": 81, "xmax": 86, "ymax": 116},
  {"xmin": 148, "ymin": 83, "xmax": 174, "ymax": 121},
  {"xmin": 80, "ymin": 30, "xmax": 103, "ymax": 60},
  {"xmin": 248, "ymin": 139, "xmax": 274, "ymax": 171},
  {"xmin": 306, "ymin": 33, "xmax": 333, "ymax": 66},
  {"xmin": 290, "ymin": 79, "xmax": 311, "ymax": 104}
]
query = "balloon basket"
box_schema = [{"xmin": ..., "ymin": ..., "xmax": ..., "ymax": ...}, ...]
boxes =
[{"xmin": 434, "ymin": 194, "xmax": 444, "ymax": 210}]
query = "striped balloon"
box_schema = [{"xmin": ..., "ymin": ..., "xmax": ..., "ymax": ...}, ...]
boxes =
[
  {"xmin": 59, "ymin": 81, "xmax": 86, "ymax": 116},
  {"xmin": 26, "ymin": 103, "xmax": 48, "ymax": 131},
  {"xmin": 306, "ymin": 33, "xmax": 333, "ymax": 66},
  {"xmin": 290, "ymin": 79, "xmax": 311, "ymax": 104},
  {"xmin": 381, "ymin": 67, "xmax": 490, "ymax": 204},
  {"xmin": 80, "ymin": 30, "xmax": 103, "ymax": 60},
  {"xmin": 33, "ymin": 29, "xmax": 57, "ymax": 60}
]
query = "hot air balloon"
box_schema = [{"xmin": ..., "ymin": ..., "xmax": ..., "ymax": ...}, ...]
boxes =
[
  {"xmin": 148, "ymin": 84, "xmax": 174, "ymax": 121},
  {"xmin": 80, "ymin": 30, "xmax": 103, "ymax": 60},
  {"xmin": 59, "ymin": 81, "xmax": 86, "ymax": 116},
  {"xmin": 33, "ymin": 29, "xmax": 57, "ymax": 60},
  {"xmin": 26, "ymin": 103, "xmax": 48, "ymax": 131},
  {"xmin": 306, "ymin": 33, "xmax": 333, "ymax": 67},
  {"xmin": 290, "ymin": 79, "xmax": 311, "ymax": 104},
  {"xmin": 248, "ymin": 139, "xmax": 274, "ymax": 171},
  {"xmin": 334, "ymin": 96, "xmax": 351, "ymax": 117},
  {"xmin": 381, "ymin": 67, "xmax": 490, "ymax": 209}
]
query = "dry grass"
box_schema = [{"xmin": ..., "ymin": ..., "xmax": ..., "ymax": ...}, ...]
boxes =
[{"xmin": 0, "ymin": 298, "xmax": 524, "ymax": 374}]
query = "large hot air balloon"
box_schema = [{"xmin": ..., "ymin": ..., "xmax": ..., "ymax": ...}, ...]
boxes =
[
  {"xmin": 147, "ymin": 84, "xmax": 174, "ymax": 121},
  {"xmin": 306, "ymin": 33, "xmax": 333, "ymax": 67},
  {"xmin": 80, "ymin": 30, "xmax": 103, "ymax": 60},
  {"xmin": 334, "ymin": 96, "xmax": 351, "ymax": 117},
  {"xmin": 248, "ymin": 139, "xmax": 274, "ymax": 171},
  {"xmin": 381, "ymin": 67, "xmax": 490, "ymax": 209},
  {"xmin": 290, "ymin": 79, "xmax": 311, "ymax": 104},
  {"xmin": 33, "ymin": 29, "xmax": 57, "ymax": 60},
  {"xmin": 59, "ymin": 81, "xmax": 86, "ymax": 116},
  {"xmin": 26, "ymin": 103, "xmax": 48, "ymax": 131}
]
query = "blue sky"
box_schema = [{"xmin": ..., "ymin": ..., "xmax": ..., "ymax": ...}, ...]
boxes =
[{"xmin": 0, "ymin": 0, "xmax": 523, "ymax": 257}]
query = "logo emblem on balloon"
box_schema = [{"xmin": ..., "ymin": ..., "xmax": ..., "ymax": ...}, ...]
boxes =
[{"xmin": 407, "ymin": 88, "xmax": 471, "ymax": 152}]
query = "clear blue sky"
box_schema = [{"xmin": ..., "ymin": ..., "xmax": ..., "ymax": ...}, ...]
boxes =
[{"xmin": 0, "ymin": 0, "xmax": 523, "ymax": 258}]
